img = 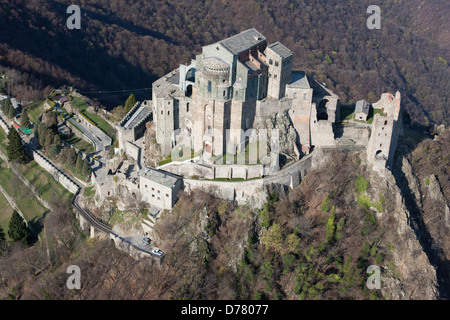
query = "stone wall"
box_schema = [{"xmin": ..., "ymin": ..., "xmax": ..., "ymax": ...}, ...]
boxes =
[
  {"xmin": 213, "ymin": 164, "xmax": 264, "ymax": 179},
  {"xmin": 110, "ymin": 234, "xmax": 161, "ymax": 266},
  {"xmin": 0, "ymin": 114, "xmax": 10, "ymax": 133},
  {"xmin": 160, "ymin": 161, "xmax": 214, "ymax": 179},
  {"xmin": 184, "ymin": 151, "xmax": 316, "ymax": 208},
  {"xmin": 31, "ymin": 150, "xmax": 80, "ymax": 194},
  {"xmin": 66, "ymin": 121, "xmax": 93, "ymax": 145}
]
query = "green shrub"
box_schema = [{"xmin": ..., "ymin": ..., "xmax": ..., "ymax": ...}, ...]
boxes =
[
  {"xmin": 355, "ymin": 174, "xmax": 369, "ymax": 193},
  {"xmin": 321, "ymin": 194, "xmax": 332, "ymax": 212},
  {"xmin": 325, "ymin": 206, "xmax": 336, "ymax": 243},
  {"xmin": 253, "ymin": 292, "xmax": 262, "ymax": 300}
]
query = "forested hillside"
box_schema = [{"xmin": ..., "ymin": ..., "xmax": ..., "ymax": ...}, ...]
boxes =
[{"xmin": 0, "ymin": 0, "xmax": 448, "ymax": 127}]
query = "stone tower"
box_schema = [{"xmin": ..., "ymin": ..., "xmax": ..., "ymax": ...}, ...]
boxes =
[
  {"xmin": 367, "ymin": 91, "xmax": 403, "ymax": 171},
  {"xmin": 266, "ymin": 42, "xmax": 293, "ymax": 100}
]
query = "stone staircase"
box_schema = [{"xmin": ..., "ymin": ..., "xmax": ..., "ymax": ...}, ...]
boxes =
[{"xmin": 141, "ymin": 213, "xmax": 158, "ymax": 236}]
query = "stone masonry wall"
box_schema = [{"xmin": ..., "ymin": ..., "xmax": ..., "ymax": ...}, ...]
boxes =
[{"xmin": 31, "ymin": 150, "xmax": 80, "ymax": 194}]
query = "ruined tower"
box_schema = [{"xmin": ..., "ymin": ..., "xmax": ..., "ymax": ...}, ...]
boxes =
[{"xmin": 366, "ymin": 91, "xmax": 403, "ymax": 171}]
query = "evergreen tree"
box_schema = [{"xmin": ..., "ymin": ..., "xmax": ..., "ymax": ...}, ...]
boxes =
[
  {"xmin": 0, "ymin": 226, "xmax": 5, "ymax": 253},
  {"xmin": 0, "ymin": 98, "xmax": 7, "ymax": 113},
  {"xmin": 33, "ymin": 117, "xmax": 41, "ymax": 139},
  {"xmin": 53, "ymin": 134, "xmax": 61, "ymax": 146},
  {"xmin": 124, "ymin": 94, "xmax": 136, "ymax": 112},
  {"xmin": 75, "ymin": 152, "xmax": 83, "ymax": 174},
  {"xmin": 7, "ymin": 128, "xmax": 30, "ymax": 164},
  {"xmin": 20, "ymin": 110, "xmax": 30, "ymax": 128},
  {"xmin": 1, "ymin": 98, "xmax": 12, "ymax": 115},
  {"xmin": 8, "ymin": 211, "xmax": 30, "ymax": 244},
  {"xmin": 38, "ymin": 122, "xmax": 47, "ymax": 147},
  {"xmin": 7, "ymin": 101, "xmax": 16, "ymax": 119},
  {"xmin": 81, "ymin": 158, "xmax": 91, "ymax": 177},
  {"xmin": 0, "ymin": 225, "xmax": 5, "ymax": 242},
  {"xmin": 44, "ymin": 129, "xmax": 54, "ymax": 150},
  {"xmin": 67, "ymin": 147, "xmax": 77, "ymax": 168},
  {"xmin": 48, "ymin": 144, "xmax": 60, "ymax": 158}
]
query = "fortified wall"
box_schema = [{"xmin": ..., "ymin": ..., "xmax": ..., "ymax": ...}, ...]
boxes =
[{"xmin": 183, "ymin": 150, "xmax": 317, "ymax": 209}]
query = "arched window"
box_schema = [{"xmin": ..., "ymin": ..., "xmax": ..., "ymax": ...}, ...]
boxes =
[{"xmin": 186, "ymin": 84, "xmax": 193, "ymax": 97}]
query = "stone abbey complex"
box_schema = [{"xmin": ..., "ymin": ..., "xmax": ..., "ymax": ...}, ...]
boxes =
[{"xmin": 106, "ymin": 28, "xmax": 403, "ymax": 214}]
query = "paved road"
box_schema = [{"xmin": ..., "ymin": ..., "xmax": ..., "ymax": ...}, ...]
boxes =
[
  {"xmin": 73, "ymin": 194, "xmax": 113, "ymax": 235},
  {"xmin": 72, "ymin": 193, "xmax": 164, "ymax": 259}
]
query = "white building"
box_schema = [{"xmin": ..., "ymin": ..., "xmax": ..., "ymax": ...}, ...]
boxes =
[{"xmin": 139, "ymin": 168, "xmax": 183, "ymax": 210}]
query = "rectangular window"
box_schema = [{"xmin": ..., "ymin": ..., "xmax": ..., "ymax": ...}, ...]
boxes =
[
  {"xmin": 208, "ymin": 81, "xmax": 212, "ymax": 92},
  {"xmin": 269, "ymin": 59, "xmax": 273, "ymax": 65},
  {"xmin": 275, "ymin": 61, "xmax": 279, "ymax": 67}
]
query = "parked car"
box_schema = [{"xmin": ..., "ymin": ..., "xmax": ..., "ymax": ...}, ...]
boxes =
[
  {"xmin": 142, "ymin": 237, "xmax": 151, "ymax": 244},
  {"xmin": 152, "ymin": 248, "xmax": 163, "ymax": 256}
]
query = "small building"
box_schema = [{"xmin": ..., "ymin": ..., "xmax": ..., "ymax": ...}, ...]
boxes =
[
  {"xmin": 139, "ymin": 168, "xmax": 183, "ymax": 210},
  {"xmin": 355, "ymin": 100, "xmax": 371, "ymax": 121}
]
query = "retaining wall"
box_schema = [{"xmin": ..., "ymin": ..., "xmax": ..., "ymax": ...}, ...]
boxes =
[
  {"xmin": 31, "ymin": 150, "xmax": 80, "ymax": 194},
  {"xmin": 184, "ymin": 151, "xmax": 316, "ymax": 209}
]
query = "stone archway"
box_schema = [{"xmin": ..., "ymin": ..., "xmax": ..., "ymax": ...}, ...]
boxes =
[{"xmin": 185, "ymin": 68, "xmax": 196, "ymax": 82}]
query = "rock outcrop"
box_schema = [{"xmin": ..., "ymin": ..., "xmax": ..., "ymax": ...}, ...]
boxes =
[{"xmin": 371, "ymin": 167, "xmax": 439, "ymax": 299}]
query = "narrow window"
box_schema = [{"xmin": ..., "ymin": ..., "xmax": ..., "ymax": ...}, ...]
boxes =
[
  {"xmin": 208, "ymin": 81, "xmax": 212, "ymax": 92},
  {"xmin": 186, "ymin": 103, "xmax": 190, "ymax": 113}
]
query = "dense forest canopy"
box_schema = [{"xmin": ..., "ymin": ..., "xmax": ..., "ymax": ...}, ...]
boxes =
[{"xmin": 0, "ymin": 0, "xmax": 448, "ymax": 128}]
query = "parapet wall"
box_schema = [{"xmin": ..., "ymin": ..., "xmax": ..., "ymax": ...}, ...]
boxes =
[
  {"xmin": 184, "ymin": 151, "xmax": 315, "ymax": 209},
  {"xmin": 110, "ymin": 234, "xmax": 161, "ymax": 266},
  {"xmin": 31, "ymin": 150, "xmax": 80, "ymax": 194},
  {"xmin": 0, "ymin": 115, "xmax": 10, "ymax": 134}
]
